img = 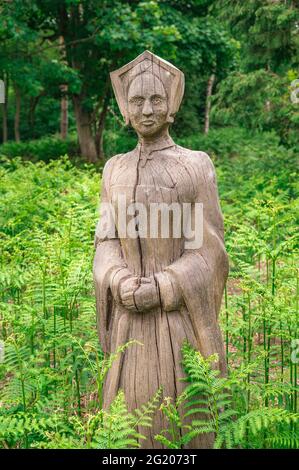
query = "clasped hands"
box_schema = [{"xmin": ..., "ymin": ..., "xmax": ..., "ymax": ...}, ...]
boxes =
[{"xmin": 111, "ymin": 270, "xmax": 160, "ymax": 313}]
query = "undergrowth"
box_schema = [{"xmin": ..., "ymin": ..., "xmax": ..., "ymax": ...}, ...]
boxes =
[{"xmin": 0, "ymin": 129, "xmax": 298, "ymax": 448}]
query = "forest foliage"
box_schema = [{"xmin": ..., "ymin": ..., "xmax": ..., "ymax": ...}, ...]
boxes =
[
  {"xmin": 0, "ymin": 0, "xmax": 298, "ymax": 450},
  {"xmin": 0, "ymin": 1, "xmax": 298, "ymax": 160},
  {"xmin": 0, "ymin": 128, "xmax": 298, "ymax": 448}
]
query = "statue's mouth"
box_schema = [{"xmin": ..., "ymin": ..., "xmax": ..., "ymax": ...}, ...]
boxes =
[{"xmin": 142, "ymin": 120, "xmax": 155, "ymax": 126}]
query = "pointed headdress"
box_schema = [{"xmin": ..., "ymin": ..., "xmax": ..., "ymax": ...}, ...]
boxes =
[{"xmin": 110, "ymin": 50, "xmax": 185, "ymax": 125}]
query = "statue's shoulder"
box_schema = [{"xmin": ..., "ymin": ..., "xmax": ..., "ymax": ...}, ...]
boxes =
[
  {"xmin": 175, "ymin": 144, "xmax": 215, "ymax": 173},
  {"xmin": 103, "ymin": 148, "xmax": 136, "ymax": 171},
  {"xmin": 102, "ymin": 153, "xmax": 125, "ymax": 178},
  {"xmin": 103, "ymin": 152, "xmax": 123, "ymax": 168}
]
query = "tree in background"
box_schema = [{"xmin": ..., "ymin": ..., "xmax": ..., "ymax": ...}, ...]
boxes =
[
  {"xmin": 212, "ymin": 69, "xmax": 299, "ymax": 145},
  {"xmin": 0, "ymin": 0, "xmax": 236, "ymax": 161},
  {"xmin": 211, "ymin": 0, "xmax": 299, "ymax": 144},
  {"xmin": 215, "ymin": 0, "xmax": 299, "ymax": 73},
  {"xmin": 0, "ymin": 1, "xmax": 79, "ymax": 142}
]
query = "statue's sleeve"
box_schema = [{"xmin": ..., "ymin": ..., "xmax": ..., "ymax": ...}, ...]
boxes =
[
  {"xmin": 93, "ymin": 157, "xmax": 131, "ymax": 353},
  {"xmin": 155, "ymin": 153, "xmax": 229, "ymax": 372}
]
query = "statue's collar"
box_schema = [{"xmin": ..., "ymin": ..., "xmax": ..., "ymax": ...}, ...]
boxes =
[{"xmin": 136, "ymin": 135, "xmax": 176, "ymax": 156}]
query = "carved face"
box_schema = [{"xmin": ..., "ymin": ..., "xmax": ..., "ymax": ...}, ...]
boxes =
[{"xmin": 127, "ymin": 73, "xmax": 168, "ymax": 137}]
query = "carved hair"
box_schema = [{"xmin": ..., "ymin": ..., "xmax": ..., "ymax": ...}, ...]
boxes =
[{"xmin": 110, "ymin": 50, "xmax": 185, "ymax": 125}]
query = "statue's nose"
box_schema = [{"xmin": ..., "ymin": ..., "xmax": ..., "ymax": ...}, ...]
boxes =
[{"xmin": 142, "ymin": 99, "xmax": 153, "ymax": 116}]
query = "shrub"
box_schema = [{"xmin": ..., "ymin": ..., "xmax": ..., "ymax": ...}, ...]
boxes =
[{"xmin": 0, "ymin": 135, "xmax": 79, "ymax": 163}]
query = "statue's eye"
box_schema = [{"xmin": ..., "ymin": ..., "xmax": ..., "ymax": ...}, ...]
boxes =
[
  {"xmin": 130, "ymin": 97, "xmax": 144, "ymax": 106},
  {"xmin": 152, "ymin": 96, "xmax": 163, "ymax": 105}
]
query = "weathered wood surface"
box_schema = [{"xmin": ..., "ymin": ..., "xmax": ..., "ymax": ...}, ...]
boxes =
[{"xmin": 93, "ymin": 51, "xmax": 229, "ymax": 448}]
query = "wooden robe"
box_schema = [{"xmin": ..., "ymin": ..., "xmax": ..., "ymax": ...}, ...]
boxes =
[{"xmin": 93, "ymin": 135, "xmax": 229, "ymax": 448}]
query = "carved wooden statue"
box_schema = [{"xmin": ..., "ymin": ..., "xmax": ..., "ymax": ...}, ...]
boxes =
[{"xmin": 93, "ymin": 51, "xmax": 229, "ymax": 448}]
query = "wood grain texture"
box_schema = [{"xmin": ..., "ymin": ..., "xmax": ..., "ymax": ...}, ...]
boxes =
[{"xmin": 93, "ymin": 51, "xmax": 229, "ymax": 449}]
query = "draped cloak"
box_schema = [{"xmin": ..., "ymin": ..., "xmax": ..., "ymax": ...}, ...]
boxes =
[{"xmin": 93, "ymin": 135, "xmax": 229, "ymax": 448}]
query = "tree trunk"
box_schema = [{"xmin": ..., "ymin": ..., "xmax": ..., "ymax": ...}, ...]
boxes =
[
  {"xmin": 72, "ymin": 95, "xmax": 97, "ymax": 163},
  {"xmin": 60, "ymin": 84, "xmax": 68, "ymax": 139},
  {"xmin": 14, "ymin": 85, "xmax": 21, "ymax": 142},
  {"xmin": 28, "ymin": 94, "xmax": 42, "ymax": 139},
  {"xmin": 95, "ymin": 96, "xmax": 109, "ymax": 160},
  {"xmin": 2, "ymin": 73, "xmax": 8, "ymax": 143},
  {"xmin": 204, "ymin": 73, "xmax": 215, "ymax": 135},
  {"xmin": 59, "ymin": 36, "xmax": 68, "ymax": 140}
]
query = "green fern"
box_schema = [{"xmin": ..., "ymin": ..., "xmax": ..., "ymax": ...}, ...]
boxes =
[
  {"xmin": 181, "ymin": 342, "xmax": 234, "ymax": 436},
  {"xmin": 1, "ymin": 154, "xmax": 297, "ymax": 449},
  {"xmin": 265, "ymin": 430, "xmax": 299, "ymax": 449},
  {"xmin": 93, "ymin": 389, "xmax": 161, "ymax": 449},
  {"xmin": 155, "ymin": 343, "xmax": 299, "ymax": 449},
  {"xmin": 132, "ymin": 387, "xmax": 162, "ymax": 430},
  {"xmin": 155, "ymin": 395, "xmax": 204, "ymax": 449}
]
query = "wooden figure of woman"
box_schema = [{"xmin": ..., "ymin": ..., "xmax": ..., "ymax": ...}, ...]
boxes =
[{"xmin": 93, "ymin": 51, "xmax": 229, "ymax": 448}]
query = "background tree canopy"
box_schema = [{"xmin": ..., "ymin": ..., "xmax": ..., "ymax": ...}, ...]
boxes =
[{"xmin": 2, "ymin": 0, "xmax": 297, "ymax": 162}]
